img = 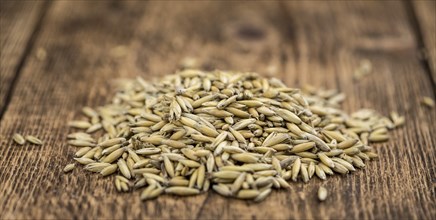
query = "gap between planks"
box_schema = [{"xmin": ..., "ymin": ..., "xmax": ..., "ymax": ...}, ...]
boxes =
[
  {"xmin": 403, "ymin": 0, "xmax": 436, "ymax": 95},
  {"xmin": 0, "ymin": 0, "xmax": 52, "ymax": 120}
]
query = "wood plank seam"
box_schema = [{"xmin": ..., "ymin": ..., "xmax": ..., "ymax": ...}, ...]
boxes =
[
  {"xmin": 277, "ymin": 1, "xmax": 345, "ymax": 93},
  {"xmin": 0, "ymin": 0, "xmax": 52, "ymax": 120},
  {"xmin": 404, "ymin": 0, "xmax": 436, "ymax": 95},
  {"xmin": 194, "ymin": 192, "xmax": 211, "ymax": 219},
  {"xmin": 277, "ymin": 1, "xmax": 298, "ymax": 85}
]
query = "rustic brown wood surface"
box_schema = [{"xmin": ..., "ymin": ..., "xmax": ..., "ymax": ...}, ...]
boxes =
[
  {"xmin": 0, "ymin": 1, "xmax": 47, "ymax": 115},
  {"xmin": 0, "ymin": 1, "xmax": 435, "ymax": 219}
]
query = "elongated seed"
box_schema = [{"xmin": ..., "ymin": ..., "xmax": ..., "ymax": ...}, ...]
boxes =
[
  {"xmin": 231, "ymin": 153, "xmax": 259, "ymax": 163},
  {"xmin": 100, "ymin": 164, "xmax": 118, "ymax": 176},
  {"xmin": 163, "ymin": 156, "xmax": 175, "ymax": 177},
  {"xmin": 213, "ymin": 184, "xmax": 232, "ymax": 197},
  {"xmin": 180, "ymin": 159, "xmax": 201, "ymax": 168},
  {"xmin": 231, "ymin": 172, "xmax": 246, "ymax": 194},
  {"xmin": 63, "ymin": 163, "xmax": 75, "ymax": 173},
  {"xmin": 25, "ymin": 135, "xmax": 43, "ymax": 145},
  {"xmin": 117, "ymin": 158, "xmax": 131, "ymax": 179},
  {"xmin": 75, "ymin": 147, "xmax": 92, "ymax": 157},
  {"xmin": 169, "ymin": 178, "xmax": 189, "ymax": 186},
  {"xmin": 102, "ymin": 148, "xmax": 124, "ymax": 163},
  {"xmin": 196, "ymin": 164, "xmax": 206, "ymax": 189},
  {"xmin": 144, "ymin": 187, "xmax": 164, "ymax": 200},
  {"xmin": 318, "ymin": 153, "xmax": 335, "ymax": 168},
  {"xmin": 68, "ymin": 121, "xmax": 92, "ymax": 129},
  {"xmin": 189, "ymin": 169, "xmax": 198, "ymax": 188},
  {"xmin": 315, "ymin": 165, "xmax": 327, "ymax": 180},
  {"xmin": 368, "ymin": 133, "xmax": 389, "ymax": 142},
  {"xmin": 332, "ymin": 157, "xmax": 356, "ymax": 172},
  {"xmin": 236, "ymin": 189, "xmax": 260, "ymax": 199},
  {"xmin": 273, "ymin": 107, "xmax": 301, "ymax": 124},
  {"xmin": 254, "ymin": 188, "xmax": 272, "ymax": 202},
  {"xmin": 337, "ymin": 139, "xmax": 358, "ymax": 149},
  {"xmin": 143, "ymin": 173, "xmax": 166, "ymax": 183},
  {"xmin": 291, "ymin": 158, "xmax": 301, "ymax": 181},
  {"xmin": 132, "ymin": 168, "xmax": 161, "ymax": 175},
  {"xmin": 332, "ymin": 162, "xmax": 349, "ymax": 174},
  {"xmin": 115, "ymin": 178, "xmax": 122, "ymax": 192},
  {"xmin": 68, "ymin": 140, "xmax": 96, "ymax": 147},
  {"xmin": 213, "ymin": 171, "xmax": 241, "ymax": 179},
  {"xmin": 421, "ymin": 96, "xmax": 435, "ymax": 108},
  {"xmin": 98, "ymin": 137, "xmax": 126, "ymax": 147},
  {"xmin": 74, "ymin": 157, "xmax": 95, "ymax": 165},
  {"xmin": 318, "ymin": 186, "xmax": 328, "ymax": 201},
  {"xmin": 165, "ymin": 187, "xmax": 200, "ymax": 196},
  {"xmin": 308, "ymin": 162, "xmax": 315, "ymax": 178},
  {"xmin": 13, "ymin": 133, "xmax": 26, "ymax": 145},
  {"xmin": 300, "ymin": 164, "xmax": 309, "ymax": 183},
  {"xmin": 290, "ymin": 142, "xmax": 315, "ymax": 153},
  {"xmin": 141, "ymin": 184, "xmax": 157, "ymax": 200},
  {"xmin": 85, "ymin": 162, "xmax": 111, "ymax": 172},
  {"xmin": 243, "ymin": 163, "xmax": 273, "ymax": 171},
  {"xmin": 136, "ymin": 148, "xmax": 161, "ymax": 155}
]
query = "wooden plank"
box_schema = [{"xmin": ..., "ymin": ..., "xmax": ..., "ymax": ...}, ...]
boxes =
[
  {"xmin": 0, "ymin": 1, "xmax": 287, "ymax": 219},
  {"xmin": 413, "ymin": 0, "xmax": 436, "ymax": 84},
  {"xmin": 0, "ymin": 1, "xmax": 435, "ymax": 219},
  {"xmin": 277, "ymin": 1, "xmax": 436, "ymax": 219},
  {"xmin": 0, "ymin": 1, "xmax": 47, "ymax": 115}
]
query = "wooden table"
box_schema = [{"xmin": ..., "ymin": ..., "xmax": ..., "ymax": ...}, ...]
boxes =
[{"xmin": 1, "ymin": 1, "xmax": 435, "ymax": 219}]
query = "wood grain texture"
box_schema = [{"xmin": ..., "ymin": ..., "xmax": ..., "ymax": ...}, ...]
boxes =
[
  {"xmin": 413, "ymin": 0, "xmax": 436, "ymax": 83},
  {"xmin": 0, "ymin": 1, "xmax": 435, "ymax": 219},
  {"xmin": 281, "ymin": 1, "xmax": 436, "ymax": 219},
  {"xmin": 0, "ymin": 1, "xmax": 47, "ymax": 115}
]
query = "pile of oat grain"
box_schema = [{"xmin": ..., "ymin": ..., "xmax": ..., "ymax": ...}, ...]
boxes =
[{"xmin": 64, "ymin": 69, "xmax": 404, "ymax": 202}]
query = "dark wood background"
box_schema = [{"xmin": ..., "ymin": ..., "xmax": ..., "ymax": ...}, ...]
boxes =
[{"xmin": 0, "ymin": 1, "xmax": 435, "ymax": 219}]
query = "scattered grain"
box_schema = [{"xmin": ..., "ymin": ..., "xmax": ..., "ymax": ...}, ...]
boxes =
[
  {"xmin": 318, "ymin": 186, "xmax": 328, "ymax": 201},
  {"xmin": 13, "ymin": 133, "xmax": 26, "ymax": 145},
  {"xmin": 63, "ymin": 163, "xmax": 75, "ymax": 173},
  {"xmin": 25, "ymin": 135, "xmax": 43, "ymax": 145},
  {"xmin": 421, "ymin": 96, "xmax": 435, "ymax": 108}
]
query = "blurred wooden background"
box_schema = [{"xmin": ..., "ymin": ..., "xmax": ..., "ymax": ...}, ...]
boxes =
[{"xmin": 0, "ymin": 1, "xmax": 435, "ymax": 219}]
